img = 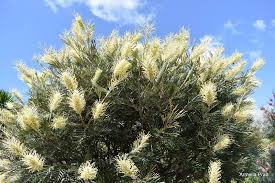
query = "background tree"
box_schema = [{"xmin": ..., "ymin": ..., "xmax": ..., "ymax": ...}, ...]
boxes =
[
  {"xmin": 260, "ymin": 93, "xmax": 275, "ymax": 182},
  {"xmin": 0, "ymin": 90, "xmax": 12, "ymax": 108},
  {"xmin": 0, "ymin": 16, "xmax": 266, "ymax": 182}
]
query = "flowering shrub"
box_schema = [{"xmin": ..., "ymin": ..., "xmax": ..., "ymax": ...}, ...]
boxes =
[{"xmin": 0, "ymin": 16, "xmax": 265, "ymax": 182}]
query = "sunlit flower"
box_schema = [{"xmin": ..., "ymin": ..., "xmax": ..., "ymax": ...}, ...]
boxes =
[
  {"xmin": 92, "ymin": 101, "xmax": 108, "ymax": 120},
  {"xmin": 49, "ymin": 91, "xmax": 62, "ymax": 112},
  {"xmin": 113, "ymin": 59, "xmax": 132, "ymax": 79},
  {"xmin": 41, "ymin": 48, "xmax": 57, "ymax": 65},
  {"xmin": 0, "ymin": 159, "xmax": 11, "ymax": 170},
  {"xmin": 200, "ymin": 82, "xmax": 217, "ymax": 106},
  {"xmin": 68, "ymin": 90, "xmax": 86, "ymax": 115},
  {"xmin": 22, "ymin": 150, "xmax": 44, "ymax": 172},
  {"xmin": 51, "ymin": 116, "xmax": 67, "ymax": 129},
  {"xmin": 11, "ymin": 89, "xmax": 22, "ymax": 102},
  {"xmin": 0, "ymin": 173, "xmax": 7, "ymax": 183},
  {"xmin": 0, "ymin": 109, "xmax": 16, "ymax": 125},
  {"xmin": 78, "ymin": 161, "xmax": 98, "ymax": 181},
  {"xmin": 208, "ymin": 160, "xmax": 222, "ymax": 183},
  {"xmin": 121, "ymin": 41, "xmax": 133, "ymax": 59},
  {"xmin": 132, "ymin": 32, "xmax": 142, "ymax": 43},
  {"xmin": 162, "ymin": 29, "xmax": 189, "ymax": 61},
  {"xmin": 221, "ymin": 103, "xmax": 235, "ymax": 118},
  {"xmin": 224, "ymin": 52, "xmax": 242, "ymax": 67},
  {"xmin": 190, "ymin": 37, "xmax": 210, "ymax": 61},
  {"xmin": 213, "ymin": 134, "xmax": 232, "ymax": 152},
  {"xmin": 250, "ymin": 58, "xmax": 264, "ymax": 73},
  {"xmin": 3, "ymin": 137, "xmax": 27, "ymax": 156},
  {"xmin": 5, "ymin": 102, "xmax": 14, "ymax": 110},
  {"xmin": 148, "ymin": 39, "xmax": 161, "ymax": 59},
  {"xmin": 246, "ymin": 76, "xmax": 261, "ymax": 88},
  {"xmin": 232, "ymin": 85, "xmax": 249, "ymax": 96},
  {"xmin": 142, "ymin": 60, "xmax": 158, "ymax": 82},
  {"xmin": 225, "ymin": 60, "xmax": 246, "ymax": 79},
  {"xmin": 72, "ymin": 15, "xmax": 85, "ymax": 42},
  {"xmin": 130, "ymin": 132, "xmax": 150, "ymax": 154},
  {"xmin": 61, "ymin": 71, "xmax": 78, "ymax": 91},
  {"xmin": 115, "ymin": 154, "xmax": 139, "ymax": 179},
  {"xmin": 234, "ymin": 108, "xmax": 252, "ymax": 123},
  {"xmin": 91, "ymin": 68, "xmax": 103, "ymax": 86},
  {"xmin": 17, "ymin": 106, "xmax": 40, "ymax": 131},
  {"xmin": 16, "ymin": 63, "xmax": 37, "ymax": 87},
  {"xmin": 100, "ymin": 31, "xmax": 120, "ymax": 56}
]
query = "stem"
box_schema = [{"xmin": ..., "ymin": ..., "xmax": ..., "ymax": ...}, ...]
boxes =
[{"xmin": 80, "ymin": 114, "xmax": 86, "ymax": 127}]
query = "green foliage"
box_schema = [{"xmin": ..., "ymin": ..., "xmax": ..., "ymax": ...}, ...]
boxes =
[
  {"xmin": 0, "ymin": 90, "xmax": 11, "ymax": 108},
  {"xmin": 0, "ymin": 16, "xmax": 265, "ymax": 182},
  {"xmin": 261, "ymin": 93, "xmax": 275, "ymax": 182}
]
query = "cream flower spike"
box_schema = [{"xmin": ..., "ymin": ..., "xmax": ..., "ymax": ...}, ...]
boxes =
[
  {"xmin": 91, "ymin": 68, "xmax": 103, "ymax": 86},
  {"xmin": 22, "ymin": 150, "xmax": 44, "ymax": 172},
  {"xmin": 61, "ymin": 71, "xmax": 78, "ymax": 91},
  {"xmin": 200, "ymin": 82, "xmax": 217, "ymax": 106},
  {"xmin": 16, "ymin": 62, "xmax": 37, "ymax": 87},
  {"xmin": 11, "ymin": 88, "xmax": 23, "ymax": 102},
  {"xmin": 221, "ymin": 103, "xmax": 235, "ymax": 118},
  {"xmin": 190, "ymin": 37, "xmax": 210, "ymax": 62},
  {"xmin": 0, "ymin": 173, "xmax": 7, "ymax": 183},
  {"xmin": 113, "ymin": 59, "xmax": 132, "ymax": 79},
  {"xmin": 224, "ymin": 52, "xmax": 242, "ymax": 67},
  {"xmin": 5, "ymin": 102, "xmax": 14, "ymax": 110},
  {"xmin": 0, "ymin": 109, "xmax": 16, "ymax": 125},
  {"xmin": 92, "ymin": 101, "xmax": 108, "ymax": 120},
  {"xmin": 250, "ymin": 58, "xmax": 264, "ymax": 74},
  {"xmin": 3, "ymin": 137, "xmax": 27, "ymax": 156},
  {"xmin": 17, "ymin": 106, "xmax": 40, "ymax": 131},
  {"xmin": 49, "ymin": 91, "xmax": 62, "ymax": 112},
  {"xmin": 115, "ymin": 154, "xmax": 139, "ymax": 179},
  {"xmin": 51, "ymin": 116, "xmax": 67, "ymax": 129},
  {"xmin": 208, "ymin": 160, "xmax": 222, "ymax": 183},
  {"xmin": 142, "ymin": 59, "xmax": 158, "ymax": 82},
  {"xmin": 234, "ymin": 109, "xmax": 251, "ymax": 123},
  {"xmin": 225, "ymin": 60, "xmax": 246, "ymax": 80},
  {"xmin": 121, "ymin": 42, "xmax": 132, "ymax": 59},
  {"xmin": 213, "ymin": 134, "xmax": 232, "ymax": 152},
  {"xmin": 78, "ymin": 161, "xmax": 98, "ymax": 181},
  {"xmin": 130, "ymin": 132, "xmax": 150, "ymax": 154},
  {"xmin": 68, "ymin": 89, "xmax": 86, "ymax": 115}
]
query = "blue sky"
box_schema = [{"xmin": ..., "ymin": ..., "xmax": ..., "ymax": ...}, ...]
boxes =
[{"xmin": 0, "ymin": 0, "xmax": 274, "ymax": 107}]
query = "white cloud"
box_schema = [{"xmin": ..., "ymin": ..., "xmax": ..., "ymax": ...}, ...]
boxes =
[
  {"xmin": 248, "ymin": 50, "xmax": 262, "ymax": 60},
  {"xmin": 45, "ymin": 0, "xmax": 81, "ymax": 12},
  {"xmin": 253, "ymin": 19, "xmax": 266, "ymax": 31},
  {"xmin": 44, "ymin": 0, "xmax": 154, "ymax": 24},
  {"xmin": 271, "ymin": 19, "xmax": 275, "ymax": 27},
  {"xmin": 224, "ymin": 20, "xmax": 241, "ymax": 35}
]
